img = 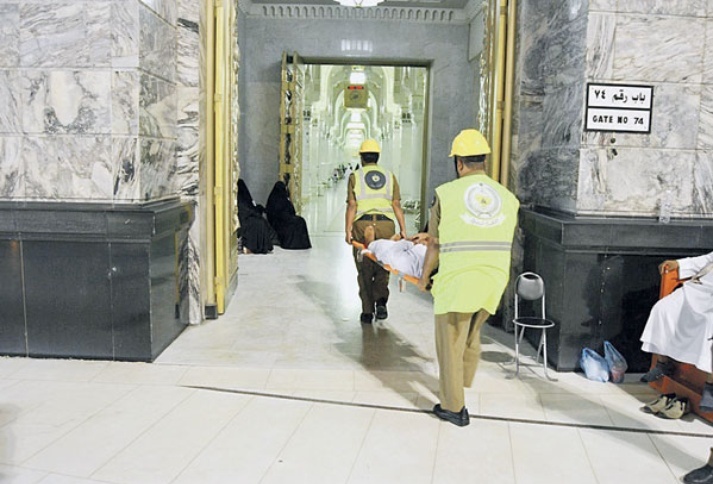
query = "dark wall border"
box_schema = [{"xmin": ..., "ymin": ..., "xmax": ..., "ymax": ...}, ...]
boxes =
[
  {"xmin": 0, "ymin": 199, "xmax": 194, "ymax": 362},
  {"xmin": 520, "ymin": 207, "xmax": 713, "ymax": 371}
]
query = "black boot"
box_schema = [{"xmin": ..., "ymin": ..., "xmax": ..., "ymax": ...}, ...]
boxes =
[{"xmin": 375, "ymin": 298, "xmax": 388, "ymax": 320}]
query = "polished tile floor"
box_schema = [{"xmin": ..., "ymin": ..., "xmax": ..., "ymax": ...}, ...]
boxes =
[{"xmin": 1, "ymin": 185, "xmax": 712, "ymax": 483}]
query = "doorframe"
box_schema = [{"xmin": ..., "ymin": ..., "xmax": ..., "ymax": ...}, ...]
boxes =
[
  {"xmin": 203, "ymin": 0, "xmax": 239, "ymax": 318},
  {"xmin": 297, "ymin": 57, "xmax": 433, "ymax": 231}
]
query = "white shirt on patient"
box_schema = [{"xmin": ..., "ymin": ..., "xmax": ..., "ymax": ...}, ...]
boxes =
[{"xmin": 367, "ymin": 239, "xmax": 427, "ymax": 278}]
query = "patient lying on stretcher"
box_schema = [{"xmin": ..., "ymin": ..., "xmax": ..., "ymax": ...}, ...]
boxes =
[{"xmin": 363, "ymin": 225, "xmax": 428, "ymax": 278}]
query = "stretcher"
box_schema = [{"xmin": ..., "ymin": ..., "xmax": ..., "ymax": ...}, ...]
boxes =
[{"xmin": 351, "ymin": 241, "xmax": 420, "ymax": 292}]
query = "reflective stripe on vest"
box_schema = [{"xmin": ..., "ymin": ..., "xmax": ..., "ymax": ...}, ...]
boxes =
[
  {"xmin": 354, "ymin": 165, "xmax": 395, "ymax": 220},
  {"xmin": 440, "ymin": 241, "xmax": 512, "ymax": 253}
]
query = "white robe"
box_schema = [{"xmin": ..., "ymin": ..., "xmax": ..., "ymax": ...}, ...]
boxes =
[
  {"xmin": 640, "ymin": 251, "xmax": 713, "ymax": 373},
  {"xmin": 368, "ymin": 239, "xmax": 427, "ymax": 278}
]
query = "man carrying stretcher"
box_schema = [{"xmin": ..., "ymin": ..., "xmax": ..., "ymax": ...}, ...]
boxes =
[{"xmin": 345, "ymin": 139, "xmax": 408, "ymax": 324}]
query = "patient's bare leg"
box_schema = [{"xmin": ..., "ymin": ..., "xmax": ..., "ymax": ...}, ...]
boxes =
[
  {"xmin": 364, "ymin": 225, "xmax": 375, "ymax": 246},
  {"xmin": 640, "ymin": 354, "xmax": 675, "ymax": 382},
  {"xmin": 701, "ymin": 371, "xmax": 713, "ymax": 412}
]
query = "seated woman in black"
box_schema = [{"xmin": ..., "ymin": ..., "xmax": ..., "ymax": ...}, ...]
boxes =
[
  {"xmin": 237, "ymin": 179, "xmax": 276, "ymax": 254},
  {"xmin": 265, "ymin": 181, "xmax": 312, "ymax": 250}
]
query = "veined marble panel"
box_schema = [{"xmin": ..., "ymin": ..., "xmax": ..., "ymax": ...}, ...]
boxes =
[
  {"xmin": 140, "ymin": 0, "xmax": 177, "ymax": 26},
  {"xmin": 140, "ymin": 73, "xmax": 177, "ymax": 138},
  {"xmin": 112, "ymin": 0, "xmax": 140, "ymax": 69},
  {"xmin": 694, "ymin": 151, "xmax": 713, "ymax": 214},
  {"xmin": 517, "ymin": 148, "xmax": 578, "ymax": 212},
  {"xmin": 619, "ymin": 0, "xmax": 706, "ymax": 16},
  {"xmin": 586, "ymin": 13, "xmax": 615, "ymax": 80},
  {"xmin": 112, "ymin": 136, "xmax": 141, "ymax": 201},
  {"xmin": 543, "ymin": 15, "xmax": 586, "ymax": 89},
  {"xmin": 140, "ymin": 4, "xmax": 176, "ymax": 82},
  {"xmin": 700, "ymin": 85, "xmax": 713, "ymax": 149},
  {"xmin": 113, "ymin": 70, "xmax": 140, "ymax": 135},
  {"xmin": 177, "ymin": 15, "xmax": 199, "ymax": 87},
  {"xmin": 186, "ymin": 217, "xmax": 202, "ymax": 325},
  {"xmin": 589, "ymin": 0, "xmax": 617, "ymax": 11},
  {"xmin": 541, "ymin": 84, "xmax": 583, "ymax": 148},
  {"xmin": 140, "ymin": 137, "xmax": 177, "ymax": 200},
  {"xmin": 704, "ymin": 19, "xmax": 713, "ymax": 84},
  {"xmin": 0, "ymin": 137, "xmax": 22, "ymax": 198},
  {"xmin": 0, "ymin": 71, "xmax": 21, "ymax": 134},
  {"xmin": 612, "ymin": 15, "xmax": 704, "ymax": 83},
  {"xmin": 0, "ymin": 4, "xmax": 19, "ymax": 68},
  {"xmin": 21, "ymin": 70, "xmax": 112, "ymax": 135},
  {"xmin": 19, "ymin": 3, "xmax": 112, "ymax": 68},
  {"xmin": 176, "ymin": 87, "xmax": 199, "ymax": 198},
  {"xmin": 24, "ymin": 136, "xmax": 113, "ymax": 201},
  {"xmin": 577, "ymin": 148, "xmax": 695, "ymax": 216}
]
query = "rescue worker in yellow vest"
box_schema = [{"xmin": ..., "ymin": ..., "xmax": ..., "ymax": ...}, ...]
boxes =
[
  {"xmin": 345, "ymin": 139, "xmax": 407, "ymax": 324},
  {"xmin": 418, "ymin": 129, "xmax": 519, "ymax": 426}
]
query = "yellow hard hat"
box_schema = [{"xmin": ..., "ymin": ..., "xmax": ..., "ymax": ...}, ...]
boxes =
[
  {"xmin": 359, "ymin": 139, "xmax": 381, "ymax": 154},
  {"xmin": 449, "ymin": 129, "xmax": 491, "ymax": 157}
]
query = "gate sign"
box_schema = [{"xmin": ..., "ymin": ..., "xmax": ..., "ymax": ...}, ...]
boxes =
[{"xmin": 585, "ymin": 83, "xmax": 654, "ymax": 133}]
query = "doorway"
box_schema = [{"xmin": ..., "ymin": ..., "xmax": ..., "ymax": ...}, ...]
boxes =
[{"xmin": 279, "ymin": 56, "xmax": 431, "ymax": 238}]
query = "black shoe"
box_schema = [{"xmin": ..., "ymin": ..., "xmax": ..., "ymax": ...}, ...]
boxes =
[
  {"xmin": 433, "ymin": 404, "xmax": 470, "ymax": 427},
  {"xmin": 683, "ymin": 464, "xmax": 713, "ymax": 484},
  {"xmin": 360, "ymin": 313, "xmax": 373, "ymax": 324},
  {"xmin": 375, "ymin": 298, "xmax": 388, "ymax": 320}
]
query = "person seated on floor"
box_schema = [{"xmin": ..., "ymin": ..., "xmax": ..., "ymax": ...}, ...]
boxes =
[
  {"xmin": 362, "ymin": 225, "xmax": 428, "ymax": 278},
  {"xmin": 265, "ymin": 180, "xmax": 312, "ymax": 250},
  {"xmin": 237, "ymin": 179, "xmax": 277, "ymax": 254},
  {"xmin": 639, "ymin": 251, "xmax": 713, "ymax": 413}
]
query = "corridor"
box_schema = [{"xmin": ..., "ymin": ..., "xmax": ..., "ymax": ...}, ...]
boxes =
[{"xmin": 0, "ymin": 182, "xmax": 711, "ymax": 483}]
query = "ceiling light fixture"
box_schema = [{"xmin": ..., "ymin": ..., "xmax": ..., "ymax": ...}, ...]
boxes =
[{"xmin": 334, "ymin": 0, "xmax": 384, "ymax": 7}]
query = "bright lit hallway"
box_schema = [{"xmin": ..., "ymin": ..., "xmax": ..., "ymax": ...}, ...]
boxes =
[{"xmin": 1, "ymin": 181, "xmax": 711, "ymax": 484}]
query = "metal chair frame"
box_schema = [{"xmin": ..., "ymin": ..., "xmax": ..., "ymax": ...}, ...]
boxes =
[{"xmin": 512, "ymin": 272, "xmax": 557, "ymax": 381}]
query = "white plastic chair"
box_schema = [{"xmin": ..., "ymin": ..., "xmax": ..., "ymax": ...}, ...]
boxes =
[{"xmin": 512, "ymin": 272, "xmax": 557, "ymax": 381}]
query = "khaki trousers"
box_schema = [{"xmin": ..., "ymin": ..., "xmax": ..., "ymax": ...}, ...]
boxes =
[
  {"xmin": 352, "ymin": 218, "xmax": 395, "ymax": 314},
  {"xmin": 435, "ymin": 309, "xmax": 490, "ymax": 412}
]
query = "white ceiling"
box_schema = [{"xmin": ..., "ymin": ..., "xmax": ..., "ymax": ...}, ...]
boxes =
[{"xmin": 250, "ymin": 0, "xmax": 471, "ymax": 10}]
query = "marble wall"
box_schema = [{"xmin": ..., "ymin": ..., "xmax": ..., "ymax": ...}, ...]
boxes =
[
  {"xmin": 238, "ymin": 8, "xmax": 475, "ymax": 205},
  {"xmin": 0, "ymin": 0, "xmax": 205, "ymax": 324},
  {"xmin": 512, "ymin": 0, "xmax": 713, "ymax": 219},
  {"xmin": 0, "ymin": 0, "xmax": 183, "ymax": 203}
]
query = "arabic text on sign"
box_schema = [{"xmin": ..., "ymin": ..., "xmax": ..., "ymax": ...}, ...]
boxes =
[{"xmin": 587, "ymin": 84, "xmax": 653, "ymax": 110}]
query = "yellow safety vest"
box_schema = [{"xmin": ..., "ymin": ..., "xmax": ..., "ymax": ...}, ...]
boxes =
[
  {"xmin": 432, "ymin": 174, "xmax": 520, "ymax": 315},
  {"xmin": 353, "ymin": 164, "xmax": 395, "ymax": 221}
]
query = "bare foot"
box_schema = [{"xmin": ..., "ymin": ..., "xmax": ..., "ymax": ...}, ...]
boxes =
[{"xmin": 364, "ymin": 225, "xmax": 376, "ymax": 245}]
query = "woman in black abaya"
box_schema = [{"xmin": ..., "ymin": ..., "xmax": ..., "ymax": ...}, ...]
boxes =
[
  {"xmin": 265, "ymin": 181, "xmax": 312, "ymax": 250},
  {"xmin": 237, "ymin": 179, "xmax": 276, "ymax": 254}
]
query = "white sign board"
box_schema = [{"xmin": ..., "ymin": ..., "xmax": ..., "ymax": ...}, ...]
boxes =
[{"xmin": 585, "ymin": 83, "xmax": 653, "ymax": 133}]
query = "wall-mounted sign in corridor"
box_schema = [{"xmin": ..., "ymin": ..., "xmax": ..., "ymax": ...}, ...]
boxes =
[
  {"xmin": 345, "ymin": 85, "xmax": 368, "ymax": 109},
  {"xmin": 585, "ymin": 83, "xmax": 654, "ymax": 133}
]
